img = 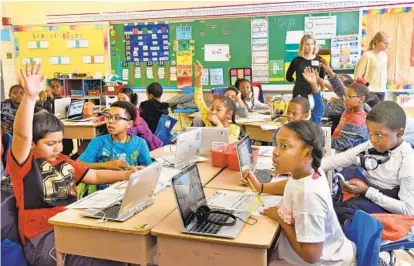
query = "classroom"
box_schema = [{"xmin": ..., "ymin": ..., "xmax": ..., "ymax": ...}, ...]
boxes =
[{"xmin": 1, "ymin": 1, "xmax": 414, "ymax": 265}]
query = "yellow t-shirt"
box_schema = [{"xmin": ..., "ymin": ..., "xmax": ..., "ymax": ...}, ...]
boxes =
[
  {"xmin": 354, "ymin": 51, "xmax": 388, "ymax": 92},
  {"xmin": 194, "ymin": 86, "xmax": 240, "ymax": 143}
]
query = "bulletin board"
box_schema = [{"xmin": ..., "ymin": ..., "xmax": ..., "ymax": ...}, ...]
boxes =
[{"xmin": 14, "ymin": 24, "xmax": 109, "ymax": 79}]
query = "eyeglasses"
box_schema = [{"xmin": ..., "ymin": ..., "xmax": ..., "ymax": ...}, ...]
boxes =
[
  {"xmin": 342, "ymin": 95, "xmax": 362, "ymax": 100},
  {"xmin": 103, "ymin": 113, "xmax": 130, "ymax": 122}
]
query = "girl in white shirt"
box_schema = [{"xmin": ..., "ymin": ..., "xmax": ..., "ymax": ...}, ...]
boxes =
[
  {"xmin": 241, "ymin": 120, "xmax": 356, "ymax": 265},
  {"xmin": 237, "ymin": 78, "xmax": 270, "ymax": 111}
]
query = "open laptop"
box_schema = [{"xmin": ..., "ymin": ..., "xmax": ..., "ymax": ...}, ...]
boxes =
[
  {"xmin": 159, "ymin": 127, "xmax": 204, "ymax": 169},
  {"xmin": 67, "ymin": 100, "xmax": 92, "ymax": 122},
  {"xmin": 171, "ymin": 163, "xmax": 250, "ymax": 239},
  {"xmin": 236, "ymin": 135, "xmax": 274, "ymax": 184},
  {"xmin": 54, "ymin": 97, "xmax": 71, "ymax": 119},
  {"xmin": 184, "ymin": 127, "xmax": 229, "ymax": 157},
  {"xmin": 82, "ymin": 161, "xmax": 163, "ymax": 222}
]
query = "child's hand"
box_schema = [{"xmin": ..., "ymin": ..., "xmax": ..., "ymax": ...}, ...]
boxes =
[
  {"xmin": 302, "ymin": 67, "xmax": 317, "ymax": 86},
  {"xmin": 320, "ymin": 58, "xmax": 334, "ymax": 77},
  {"xmin": 265, "ymin": 95, "xmax": 273, "ymax": 106},
  {"xmin": 329, "ymin": 97, "xmax": 338, "ymax": 103},
  {"xmin": 38, "ymin": 91, "xmax": 48, "ymax": 103},
  {"xmin": 240, "ymin": 170, "xmax": 261, "ymax": 191},
  {"xmin": 20, "ymin": 62, "xmax": 45, "ymax": 97},
  {"xmin": 208, "ymin": 114, "xmax": 222, "ymax": 126},
  {"xmin": 340, "ymin": 179, "xmax": 369, "ymax": 195},
  {"xmin": 105, "ymin": 159, "xmax": 129, "ymax": 170},
  {"xmin": 316, "ymin": 76, "xmax": 325, "ymax": 90},
  {"xmin": 123, "ymin": 166, "xmax": 145, "ymax": 180},
  {"xmin": 194, "ymin": 61, "xmax": 203, "ymax": 79},
  {"xmin": 261, "ymin": 206, "xmax": 283, "ymax": 223}
]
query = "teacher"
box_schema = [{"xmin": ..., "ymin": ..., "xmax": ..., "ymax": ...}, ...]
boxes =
[
  {"xmin": 354, "ymin": 31, "xmax": 390, "ymax": 101},
  {"xmin": 286, "ymin": 34, "xmax": 325, "ymax": 99}
]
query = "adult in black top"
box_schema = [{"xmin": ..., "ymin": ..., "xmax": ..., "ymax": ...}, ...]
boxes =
[{"xmin": 286, "ymin": 34, "xmax": 325, "ymax": 99}]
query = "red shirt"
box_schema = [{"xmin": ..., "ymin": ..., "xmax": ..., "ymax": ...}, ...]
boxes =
[{"xmin": 6, "ymin": 150, "xmax": 88, "ymax": 244}]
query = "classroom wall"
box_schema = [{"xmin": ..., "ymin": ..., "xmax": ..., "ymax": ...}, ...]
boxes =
[{"xmin": 3, "ymin": 1, "xmax": 252, "ymax": 25}]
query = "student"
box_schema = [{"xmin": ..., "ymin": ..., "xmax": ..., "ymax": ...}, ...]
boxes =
[
  {"xmin": 7, "ymin": 62, "xmax": 137, "ymax": 266},
  {"xmin": 272, "ymin": 67, "xmax": 325, "ymax": 145},
  {"xmin": 322, "ymin": 101, "xmax": 414, "ymax": 224},
  {"xmin": 117, "ymin": 87, "xmax": 162, "ymax": 150},
  {"xmin": 78, "ymin": 101, "xmax": 152, "ymax": 197},
  {"xmin": 37, "ymin": 78, "xmax": 64, "ymax": 113},
  {"xmin": 242, "ymin": 120, "xmax": 355, "ymax": 265},
  {"xmin": 1, "ymin": 84, "xmax": 44, "ymax": 134},
  {"xmin": 139, "ymin": 82, "xmax": 169, "ymax": 133},
  {"xmin": 194, "ymin": 61, "xmax": 240, "ymax": 142},
  {"xmin": 286, "ymin": 34, "xmax": 325, "ymax": 99},
  {"xmin": 237, "ymin": 78, "xmax": 269, "ymax": 111},
  {"xmin": 354, "ymin": 31, "xmax": 390, "ymax": 101},
  {"xmin": 223, "ymin": 86, "xmax": 249, "ymax": 117},
  {"xmin": 320, "ymin": 61, "xmax": 370, "ymax": 152}
]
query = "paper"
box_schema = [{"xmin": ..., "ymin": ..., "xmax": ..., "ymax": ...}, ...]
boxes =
[
  {"xmin": 285, "ymin": 30, "xmax": 304, "ymax": 44},
  {"xmin": 154, "ymin": 167, "xmax": 180, "ymax": 195},
  {"xmin": 28, "ymin": 41, "xmax": 37, "ymax": 49},
  {"xmin": 33, "ymin": 58, "xmax": 42, "ymax": 64},
  {"xmin": 146, "ymin": 67, "xmax": 154, "ymax": 79},
  {"xmin": 177, "ymin": 51, "xmax": 192, "ymax": 65},
  {"xmin": 0, "ymin": 29, "xmax": 11, "ymax": 42},
  {"xmin": 39, "ymin": 41, "xmax": 49, "ymax": 48},
  {"xmin": 305, "ymin": 16, "xmax": 337, "ymax": 39},
  {"xmin": 21, "ymin": 58, "xmax": 31, "ymax": 65},
  {"xmin": 60, "ymin": 56, "xmax": 70, "ymax": 65},
  {"xmin": 122, "ymin": 69, "xmax": 129, "ymax": 81},
  {"xmin": 170, "ymin": 67, "xmax": 177, "ymax": 81},
  {"xmin": 207, "ymin": 190, "xmax": 283, "ymax": 216},
  {"xmin": 94, "ymin": 55, "xmax": 104, "ymax": 63},
  {"xmin": 258, "ymin": 146, "xmax": 274, "ymax": 157},
  {"xmin": 82, "ymin": 56, "xmax": 92, "ymax": 64},
  {"xmin": 176, "ymin": 25, "xmax": 192, "ymax": 40},
  {"xmin": 158, "ymin": 67, "xmax": 165, "ymax": 79},
  {"xmin": 49, "ymin": 57, "xmax": 59, "ymax": 65},
  {"xmin": 134, "ymin": 67, "xmax": 141, "ymax": 79},
  {"xmin": 260, "ymin": 122, "xmax": 282, "ymax": 130},
  {"xmin": 331, "ymin": 34, "xmax": 360, "ymax": 70},
  {"xmin": 209, "ymin": 68, "xmax": 224, "ymax": 86},
  {"xmin": 79, "ymin": 39, "xmax": 89, "ymax": 48},
  {"xmin": 204, "ymin": 44, "xmax": 230, "ymax": 62},
  {"xmin": 66, "ymin": 40, "xmax": 75, "ymax": 48},
  {"xmin": 251, "ymin": 18, "xmax": 269, "ymax": 83},
  {"xmin": 269, "ymin": 60, "xmax": 285, "ymax": 82},
  {"xmin": 201, "ymin": 68, "xmax": 209, "ymax": 86}
]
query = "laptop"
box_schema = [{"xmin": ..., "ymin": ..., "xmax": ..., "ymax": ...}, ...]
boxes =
[
  {"xmin": 54, "ymin": 97, "xmax": 71, "ymax": 119},
  {"xmin": 82, "ymin": 161, "xmax": 163, "ymax": 222},
  {"xmin": 171, "ymin": 163, "xmax": 250, "ymax": 239},
  {"xmin": 184, "ymin": 127, "xmax": 229, "ymax": 157},
  {"xmin": 236, "ymin": 135, "xmax": 274, "ymax": 184},
  {"xmin": 67, "ymin": 100, "xmax": 92, "ymax": 122},
  {"xmin": 159, "ymin": 127, "xmax": 204, "ymax": 169}
]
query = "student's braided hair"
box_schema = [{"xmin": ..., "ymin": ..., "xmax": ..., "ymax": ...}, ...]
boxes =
[
  {"xmin": 237, "ymin": 78, "xmax": 255, "ymax": 108},
  {"xmin": 284, "ymin": 120, "xmax": 325, "ymax": 172}
]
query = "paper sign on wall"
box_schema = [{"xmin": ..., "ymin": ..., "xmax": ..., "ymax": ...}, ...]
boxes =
[
  {"xmin": 177, "ymin": 51, "xmax": 192, "ymax": 65},
  {"xmin": 122, "ymin": 69, "xmax": 129, "ymax": 81},
  {"xmin": 204, "ymin": 44, "xmax": 230, "ymax": 62},
  {"xmin": 134, "ymin": 67, "xmax": 141, "ymax": 79},
  {"xmin": 82, "ymin": 56, "xmax": 92, "ymax": 64},
  {"xmin": 210, "ymin": 68, "xmax": 224, "ymax": 86},
  {"xmin": 94, "ymin": 55, "xmax": 104, "ymax": 63},
  {"xmin": 202, "ymin": 68, "xmax": 209, "ymax": 85},
  {"xmin": 305, "ymin": 16, "xmax": 337, "ymax": 40},
  {"xmin": 158, "ymin": 67, "xmax": 165, "ymax": 79}
]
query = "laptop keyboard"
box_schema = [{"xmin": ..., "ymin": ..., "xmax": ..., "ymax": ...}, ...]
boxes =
[
  {"xmin": 189, "ymin": 209, "xmax": 235, "ymax": 235},
  {"xmin": 100, "ymin": 204, "xmax": 121, "ymax": 219},
  {"xmin": 254, "ymin": 169, "xmax": 273, "ymax": 183}
]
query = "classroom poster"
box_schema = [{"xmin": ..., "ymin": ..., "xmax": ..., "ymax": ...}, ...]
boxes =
[
  {"xmin": 210, "ymin": 68, "xmax": 224, "ymax": 86},
  {"xmin": 331, "ymin": 34, "xmax": 360, "ymax": 70},
  {"xmin": 269, "ymin": 60, "xmax": 285, "ymax": 82},
  {"xmin": 202, "ymin": 68, "xmax": 209, "ymax": 86},
  {"xmin": 204, "ymin": 44, "xmax": 230, "ymax": 62},
  {"xmin": 251, "ymin": 18, "xmax": 269, "ymax": 83},
  {"xmin": 14, "ymin": 24, "xmax": 108, "ymax": 78},
  {"xmin": 176, "ymin": 26, "xmax": 192, "ymax": 40},
  {"xmin": 304, "ymin": 16, "xmax": 337, "ymax": 39}
]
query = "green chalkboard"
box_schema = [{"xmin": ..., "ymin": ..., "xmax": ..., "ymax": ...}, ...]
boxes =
[{"xmin": 109, "ymin": 10, "xmax": 359, "ymax": 89}]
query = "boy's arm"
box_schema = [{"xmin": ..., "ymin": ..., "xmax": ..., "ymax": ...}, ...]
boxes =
[
  {"xmin": 320, "ymin": 59, "xmax": 347, "ymax": 98},
  {"xmin": 82, "ymin": 168, "xmax": 135, "ymax": 184},
  {"xmin": 12, "ymin": 63, "xmax": 45, "ymax": 165},
  {"xmin": 331, "ymin": 122, "xmax": 368, "ymax": 152},
  {"xmin": 194, "ymin": 61, "xmax": 210, "ymax": 126},
  {"xmin": 311, "ymin": 92, "xmax": 325, "ymax": 125},
  {"xmin": 321, "ymin": 142, "xmax": 368, "ymax": 172}
]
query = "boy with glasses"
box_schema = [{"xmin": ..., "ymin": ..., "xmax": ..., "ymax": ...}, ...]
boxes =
[{"xmin": 78, "ymin": 101, "xmax": 152, "ymax": 198}]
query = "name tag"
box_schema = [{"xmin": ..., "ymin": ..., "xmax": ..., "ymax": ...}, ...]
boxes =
[{"xmin": 311, "ymin": 60, "xmax": 320, "ymax": 66}]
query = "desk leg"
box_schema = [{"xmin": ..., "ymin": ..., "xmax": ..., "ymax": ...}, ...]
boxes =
[
  {"xmin": 56, "ymin": 251, "xmax": 64, "ymax": 266},
  {"xmin": 157, "ymin": 236, "xmax": 267, "ymax": 266}
]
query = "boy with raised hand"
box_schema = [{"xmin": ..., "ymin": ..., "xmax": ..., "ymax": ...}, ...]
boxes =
[{"xmin": 7, "ymin": 62, "xmax": 132, "ymax": 266}]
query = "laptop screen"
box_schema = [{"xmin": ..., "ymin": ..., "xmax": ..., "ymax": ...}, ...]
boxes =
[
  {"xmin": 68, "ymin": 101, "xmax": 84, "ymax": 118},
  {"xmin": 236, "ymin": 135, "xmax": 254, "ymax": 172},
  {"xmin": 171, "ymin": 164, "xmax": 207, "ymax": 228}
]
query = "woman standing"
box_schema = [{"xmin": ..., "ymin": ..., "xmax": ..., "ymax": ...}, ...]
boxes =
[
  {"xmin": 354, "ymin": 31, "xmax": 390, "ymax": 101},
  {"xmin": 286, "ymin": 34, "xmax": 325, "ymax": 99}
]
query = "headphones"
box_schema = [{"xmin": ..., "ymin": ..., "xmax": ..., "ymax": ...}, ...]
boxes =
[
  {"xmin": 195, "ymin": 205, "xmax": 237, "ymax": 226},
  {"xmin": 357, "ymin": 148, "xmax": 390, "ymax": 171}
]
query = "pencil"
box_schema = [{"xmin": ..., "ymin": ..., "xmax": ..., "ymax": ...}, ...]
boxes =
[{"xmin": 246, "ymin": 176, "xmax": 264, "ymax": 207}]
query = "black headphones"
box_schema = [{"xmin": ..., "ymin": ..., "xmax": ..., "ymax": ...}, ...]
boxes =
[
  {"xmin": 358, "ymin": 148, "xmax": 390, "ymax": 171},
  {"xmin": 195, "ymin": 205, "xmax": 237, "ymax": 226}
]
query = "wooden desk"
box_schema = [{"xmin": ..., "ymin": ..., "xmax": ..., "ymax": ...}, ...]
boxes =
[
  {"xmin": 152, "ymin": 188, "xmax": 279, "ymax": 266},
  {"xmin": 206, "ymin": 168, "xmax": 251, "ymax": 192},
  {"xmin": 244, "ymin": 122, "xmax": 280, "ymax": 143},
  {"xmin": 62, "ymin": 120, "xmax": 106, "ymax": 140},
  {"xmin": 50, "ymin": 188, "xmax": 177, "ymax": 265}
]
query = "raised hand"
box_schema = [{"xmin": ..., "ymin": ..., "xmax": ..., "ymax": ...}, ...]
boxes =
[
  {"xmin": 20, "ymin": 62, "xmax": 45, "ymax": 97},
  {"xmin": 320, "ymin": 58, "xmax": 334, "ymax": 77},
  {"xmin": 194, "ymin": 60, "xmax": 203, "ymax": 79},
  {"xmin": 302, "ymin": 67, "xmax": 317, "ymax": 86}
]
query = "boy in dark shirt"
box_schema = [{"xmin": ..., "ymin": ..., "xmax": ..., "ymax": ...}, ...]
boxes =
[{"xmin": 139, "ymin": 82, "xmax": 169, "ymax": 133}]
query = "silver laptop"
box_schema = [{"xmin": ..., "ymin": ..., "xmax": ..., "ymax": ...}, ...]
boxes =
[
  {"xmin": 54, "ymin": 97, "xmax": 71, "ymax": 119},
  {"xmin": 171, "ymin": 163, "xmax": 250, "ymax": 239},
  {"xmin": 236, "ymin": 135, "xmax": 274, "ymax": 184},
  {"xmin": 67, "ymin": 100, "xmax": 92, "ymax": 122},
  {"xmin": 83, "ymin": 161, "xmax": 163, "ymax": 222},
  {"xmin": 184, "ymin": 127, "xmax": 229, "ymax": 157},
  {"xmin": 161, "ymin": 128, "xmax": 203, "ymax": 169}
]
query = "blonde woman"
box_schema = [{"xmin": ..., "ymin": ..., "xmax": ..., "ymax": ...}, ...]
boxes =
[
  {"xmin": 354, "ymin": 31, "xmax": 390, "ymax": 101},
  {"xmin": 286, "ymin": 34, "xmax": 325, "ymax": 98}
]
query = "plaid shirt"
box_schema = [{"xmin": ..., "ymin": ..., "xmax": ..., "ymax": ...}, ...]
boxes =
[{"xmin": 1, "ymin": 99, "xmax": 45, "ymax": 134}]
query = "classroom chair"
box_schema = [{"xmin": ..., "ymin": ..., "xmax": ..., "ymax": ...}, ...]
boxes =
[{"xmin": 171, "ymin": 87, "xmax": 199, "ymax": 129}]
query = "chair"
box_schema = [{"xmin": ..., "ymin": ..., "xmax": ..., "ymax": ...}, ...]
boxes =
[{"xmin": 171, "ymin": 87, "xmax": 199, "ymax": 129}]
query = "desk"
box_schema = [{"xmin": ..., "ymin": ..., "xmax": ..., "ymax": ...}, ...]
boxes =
[
  {"xmin": 152, "ymin": 188, "xmax": 280, "ymax": 266},
  {"xmin": 62, "ymin": 120, "xmax": 106, "ymax": 140},
  {"xmin": 244, "ymin": 121, "xmax": 281, "ymax": 143},
  {"xmin": 206, "ymin": 168, "xmax": 250, "ymax": 192},
  {"xmin": 50, "ymin": 188, "xmax": 177, "ymax": 265}
]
